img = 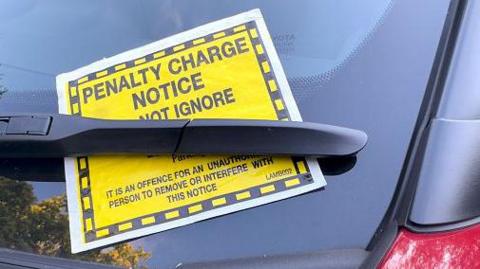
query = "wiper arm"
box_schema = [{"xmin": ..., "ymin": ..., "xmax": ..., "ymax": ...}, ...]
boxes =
[{"xmin": 0, "ymin": 114, "xmax": 367, "ymax": 158}]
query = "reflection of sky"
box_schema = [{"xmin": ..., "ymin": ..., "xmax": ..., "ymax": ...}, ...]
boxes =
[
  {"xmin": 0, "ymin": 1, "xmax": 394, "ymax": 268},
  {"xmin": 31, "ymin": 182, "xmax": 65, "ymax": 201},
  {"xmin": 0, "ymin": 0, "xmax": 391, "ymax": 93}
]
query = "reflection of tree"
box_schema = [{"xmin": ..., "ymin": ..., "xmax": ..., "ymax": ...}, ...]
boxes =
[
  {"xmin": 0, "ymin": 84, "xmax": 5, "ymax": 97},
  {"xmin": 0, "ymin": 177, "xmax": 151, "ymax": 268},
  {"xmin": 0, "ymin": 88, "xmax": 5, "ymax": 98},
  {"xmin": 0, "ymin": 67, "xmax": 7, "ymax": 98}
]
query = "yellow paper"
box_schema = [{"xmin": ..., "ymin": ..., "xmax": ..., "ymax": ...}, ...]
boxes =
[{"xmin": 56, "ymin": 9, "xmax": 325, "ymax": 253}]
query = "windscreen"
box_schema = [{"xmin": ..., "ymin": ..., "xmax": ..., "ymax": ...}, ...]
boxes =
[{"xmin": 0, "ymin": 0, "xmax": 450, "ymax": 268}]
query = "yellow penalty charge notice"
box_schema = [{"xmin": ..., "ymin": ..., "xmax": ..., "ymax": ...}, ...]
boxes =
[{"xmin": 56, "ymin": 9, "xmax": 326, "ymax": 253}]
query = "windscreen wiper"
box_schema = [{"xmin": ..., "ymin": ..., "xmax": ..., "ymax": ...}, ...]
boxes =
[{"xmin": 0, "ymin": 114, "xmax": 367, "ymax": 158}]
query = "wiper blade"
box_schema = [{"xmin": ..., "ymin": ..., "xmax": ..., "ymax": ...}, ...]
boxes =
[{"xmin": 0, "ymin": 114, "xmax": 367, "ymax": 158}]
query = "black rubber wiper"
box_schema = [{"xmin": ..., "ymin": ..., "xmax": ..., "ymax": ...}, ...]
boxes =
[{"xmin": 0, "ymin": 114, "xmax": 367, "ymax": 158}]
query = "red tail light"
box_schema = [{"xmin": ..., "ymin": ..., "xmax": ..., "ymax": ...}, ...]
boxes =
[{"xmin": 379, "ymin": 224, "xmax": 480, "ymax": 268}]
